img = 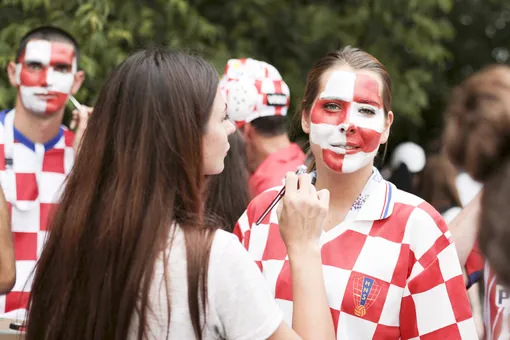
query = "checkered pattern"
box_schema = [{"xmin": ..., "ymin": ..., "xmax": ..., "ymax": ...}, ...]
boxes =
[
  {"xmin": 0, "ymin": 109, "xmax": 75, "ymax": 316},
  {"xmin": 464, "ymin": 243, "xmax": 484, "ymax": 289},
  {"xmin": 234, "ymin": 168, "xmax": 477, "ymax": 339},
  {"xmin": 484, "ymin": 264, "xmax": 510, "ymax": 340},
  {"xmin": 219, "ymin": 58, "xmax": 290, "ymax": 126}
]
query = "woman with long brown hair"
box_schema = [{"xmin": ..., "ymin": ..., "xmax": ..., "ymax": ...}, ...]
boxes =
[
  {"xmin": 418, "ymin": 153, "xmax": 463, "ymax": 223},
  {"xmin": 25, "ymin": 49, "xmax": 335, "ymax": 340},
  {"xmin": 444, "ymin": 65, "xmax": 510, "ymax": 340}
]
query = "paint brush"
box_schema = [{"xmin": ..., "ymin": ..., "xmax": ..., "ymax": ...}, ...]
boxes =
[
  {"xmin": 255, "ymin": 165, "xmax": 317, "ymax": 226},
  {"xmin": 69, "ymin": 95, "xmax": 82, "ymax": 111},
  {"xmin": 68, "ymin": 95, "xmax": 82, "ymax": 130}
]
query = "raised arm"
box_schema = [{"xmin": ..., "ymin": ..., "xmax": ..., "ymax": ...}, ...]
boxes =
[{"xmin": 274, "ymin": 172, "xmax": 335, "ymax": 340}]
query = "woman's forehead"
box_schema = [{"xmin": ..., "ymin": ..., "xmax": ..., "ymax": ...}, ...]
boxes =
[
  {"xmin": 319, "ymin": 65, "xmax": 384, "ymax": 99},
  {"xmin": 317, "ymin": 65, "xmax": 383, "ymax": 105}
]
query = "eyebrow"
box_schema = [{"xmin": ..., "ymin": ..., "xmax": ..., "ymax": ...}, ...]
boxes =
[{"xmin": 356, "ymin": 99, "xmax": 381, "ymax": 108}]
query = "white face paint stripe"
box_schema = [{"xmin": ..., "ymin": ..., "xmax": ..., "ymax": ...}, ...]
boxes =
[
  {"xmin": 24, "ymin": 40, "xmax": 52, "ymax": 65},
  {"xmin": 319, "ymin": 70, "xmax": 356, "ymax": 102},
  {"xmin": 348, "ymin": 103, "xmax": 385, "ymax": 133},
  {"xmin": 15, "ymin": 64, "xmax": 22, "ymax": 85},
  {"xmin": 342, "ymin": 151, "xmax": 378, "ymax": 173},
  {"xmin": 19, "ymin": 86, "xmax": 48, "ymax": 114},
  {"xmin": 310, "ymin": 122, "xmax": 347, "ymax": 154},
  {"xmin": 47, "ymin": 69, "xmax": 74, "ymax": 94}
]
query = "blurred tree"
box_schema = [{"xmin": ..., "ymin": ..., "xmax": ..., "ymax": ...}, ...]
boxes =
[
  {"xmin": 0, "ymin": 0, "xmax": 507, "ymax": 155},
  {"xmin": 418, "ymin": 0, "xmax": 510, "ymax": 154},
  {"xmin": 0, "ymin": 0, "xmax": 223, "ymax": 123}
]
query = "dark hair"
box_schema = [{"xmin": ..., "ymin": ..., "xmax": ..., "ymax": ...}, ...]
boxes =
[
  {"xmin": 26, "ymin": 49, "xmax": 219, "ymax": 340},
  {"xmin": 250, "ymin": 115, "xmax": 287, "ymax": 137},
  {"xmin": 206, "ymin": 130, "xmax": 250, "ymax": 231},
  {"xmin": 443, "ymin": 64, "xmax": 510, "ymax": 286},
  {"xmin": 418, "ymin": 154, "xmax": 463, "ymax": 213},
  {"xmin": 295, "ymin": 46, "xmax": 392, "ymax": 169},
  {"xmin": 16, "ymin": 26, "xmax": 80, "ymax": 64}
]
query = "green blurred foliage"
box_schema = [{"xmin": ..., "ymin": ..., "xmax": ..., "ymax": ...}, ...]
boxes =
[{"xmin": 0, "ymin": 0, "xmax": 509, "ymax": 156}]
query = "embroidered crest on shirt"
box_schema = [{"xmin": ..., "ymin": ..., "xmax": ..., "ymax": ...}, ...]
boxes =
[
  {"xmin": 351, "ymin": 194, "xmax": 369, "ymax": 211},
  {"xmin": 353, "ymin": 276, "xmax": 381, "ymax": 317}
]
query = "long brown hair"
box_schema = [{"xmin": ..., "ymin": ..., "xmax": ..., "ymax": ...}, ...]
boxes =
[
  {"xmin": 444, "ymin": 65, "xmax": 510, "ymax": 286},
  {"xmin": 419, "ymin": 153, "xmax": 463, "ymax": 212},
  {"xmin": 26, "ymin": 49, "xmax": 220, "ymax": 339},
  {"xmin": 295, "ymin": 46, "xmax": 393, "ymax": 169}
]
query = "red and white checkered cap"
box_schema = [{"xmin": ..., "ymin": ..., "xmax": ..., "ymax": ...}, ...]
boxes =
[{"xmin": 219, "ymin": 58, "xmax": 290, "ymax": 127}]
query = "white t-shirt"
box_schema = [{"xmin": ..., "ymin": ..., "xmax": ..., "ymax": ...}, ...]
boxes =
[
  {"xmin": 456, "ymin": 172, "xmax": 482, "ymax": 206},
  {"xmin": 128, "ymin": 228, "xmax": 283, "ymax": 339}
]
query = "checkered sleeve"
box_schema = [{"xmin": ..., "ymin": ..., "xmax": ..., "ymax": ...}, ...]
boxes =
[
  {"xmin": 464, "ymin": 243, "xmax": 484, "ymax": 289},
  {"xmin": 400, "ymin": 202, "xmax": 477, "ymax": 339},
  {"xmin": 233, "ymin": 188, "xmax": 281, "ymax": 249}
]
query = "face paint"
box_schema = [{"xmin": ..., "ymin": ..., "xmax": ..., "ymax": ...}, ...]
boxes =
[
  {"xmin": 15, "ymin": 40, "xmax": 77, "ymax": 115},
  {"xmin": 309, "ymin": 70, "xmax": 385, "ymax": 173}
]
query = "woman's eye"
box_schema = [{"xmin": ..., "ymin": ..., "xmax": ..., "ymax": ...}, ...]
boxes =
[
  {"xmin": 360, "ymin": 107, "xmax": 376, "ymax": 115},
  {"xmin": 324, "ymin": 103, "xmax": 341, "ymax": 111},
  {"xmin": 223, "ymin": 114, "xmax": 230, "ymax": 121}
]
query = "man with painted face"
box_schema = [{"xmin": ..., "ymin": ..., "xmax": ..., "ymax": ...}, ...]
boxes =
[
  {"xmin": 0, "ymin": 26, "xmax": 88, "ymax": 318},
  {"xmin": 220, "ymin": 58, "xmax": 306, "ymax": 198}
]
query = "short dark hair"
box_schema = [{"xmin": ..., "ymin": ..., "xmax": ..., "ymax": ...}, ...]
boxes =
[
  {"xmin": 250, "ymin": 115, "xmax": 287, "ymax": 137},
  {"xmin": 16, "ymin": 26, "xmax": 80, "ymax": 64}
]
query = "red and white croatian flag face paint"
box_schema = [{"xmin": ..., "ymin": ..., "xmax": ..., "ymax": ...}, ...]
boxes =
[
  {"xmin": 15, "ymin": 40, "xmax": 77, "ymax": 115},
  {"xmin": 309, "ymin": 70, "xmax": 385, "ymax": 173}
]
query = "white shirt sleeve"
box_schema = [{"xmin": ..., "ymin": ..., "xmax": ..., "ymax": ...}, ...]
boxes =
[{"xmin": 208, "ymin": 230, "xmax": 283, "ymax": 340}]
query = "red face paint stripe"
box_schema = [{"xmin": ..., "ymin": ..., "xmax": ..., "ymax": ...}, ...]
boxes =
[
  {"xmin": 310, "ymin": 99, "xmax": 351, "ymax": 125},
  {"xmin": 353, "ymin": 73, "xmax": 382, "ymax": 108},
  {"xmin": 346, "ymin": 127, "xmax": 382, "ymax": 153},
  {"xmin": 49, "ymin": 42, "xmax": 75, "ymax": 67},
  {"xmin": 323, "ymin": 150, "xmax": 345, "ymax": 172}
]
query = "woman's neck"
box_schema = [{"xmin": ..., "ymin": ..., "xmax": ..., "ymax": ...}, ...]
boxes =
[{"xmin": 315, "ymin": 162, "xmax": 374, "ymax": 231}]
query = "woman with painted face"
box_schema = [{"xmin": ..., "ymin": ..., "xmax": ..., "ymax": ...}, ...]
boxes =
[
  {"xmin": 234, "ymin": 46, "xmax": 476, "ymax": 339},
  {"xmin": 25, "ymin": 49, "xmax": 335, "ymax": 340}
]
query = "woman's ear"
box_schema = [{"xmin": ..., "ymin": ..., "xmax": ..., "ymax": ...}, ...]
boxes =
[
  {"xmin": 380, "ymin": 111, "xmax": 394, "ymax": 144},
  {"xmin": 301, "ymin": 109, "xmax": 311, "ymax": 134}
]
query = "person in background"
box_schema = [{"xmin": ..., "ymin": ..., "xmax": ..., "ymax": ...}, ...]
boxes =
[
  {"xmin": 419, "ymin": 153, "xmax": 463, "ymax": 223},
  {"xmin": 386, "ymin": 141, "xmax": 426, "ymax": 194},
  {"xmin": 0, "ymin": 26, "xmax": 91, "ymax": 318},
  {"xmin": 26, "ymin": 49, "xmax": 336, "ymax": 340},
  {"xmin": 0, "ymin": 186, "xmax": 15, "ymax": 294},
  {"xmin": 206, "ymin": 130, "xmax": 250, "ymax": 231},
  {"xmin": 444, "ymin": 65, "xmax": 510, "ymax": 340},
  {"xmin": 220, "ymin": 58, "xmax": 306, "ymax": 197},
  {"xmin": 235, "ymin": 46, "xmax": 476, "ymax": 339}
]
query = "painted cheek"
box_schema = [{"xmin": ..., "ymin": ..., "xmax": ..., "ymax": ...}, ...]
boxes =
[
  {"xmin": 45, "ymin": 94, "xmax": 69, "ymax": 114},
  {"xmin": 351, "ymin": 127, "xmax": 382, "ymax": 153},
  {"xmin": 323, "ymin": 150, "xmax": 345, "ymax": 172},
  {"xmin": 310, "ymin": 99, "xmax": 350, "ymax": 125}
]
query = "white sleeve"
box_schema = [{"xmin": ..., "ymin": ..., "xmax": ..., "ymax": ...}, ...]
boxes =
[{"xmin": 208, "ymin": 230, "xmax": 283, "ymax": 340}]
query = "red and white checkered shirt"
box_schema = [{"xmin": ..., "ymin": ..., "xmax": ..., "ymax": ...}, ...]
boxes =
[
  {"xmin": 0, "ymin": 109, "xmax": 75, "ymax": 317},
  {"xmin": 234, "ymin": 168, "xmax": 477, "ymax": 339},
  {"xmin": 484, "ymin": 264, "xmax": 510, "ymax": 340}
]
